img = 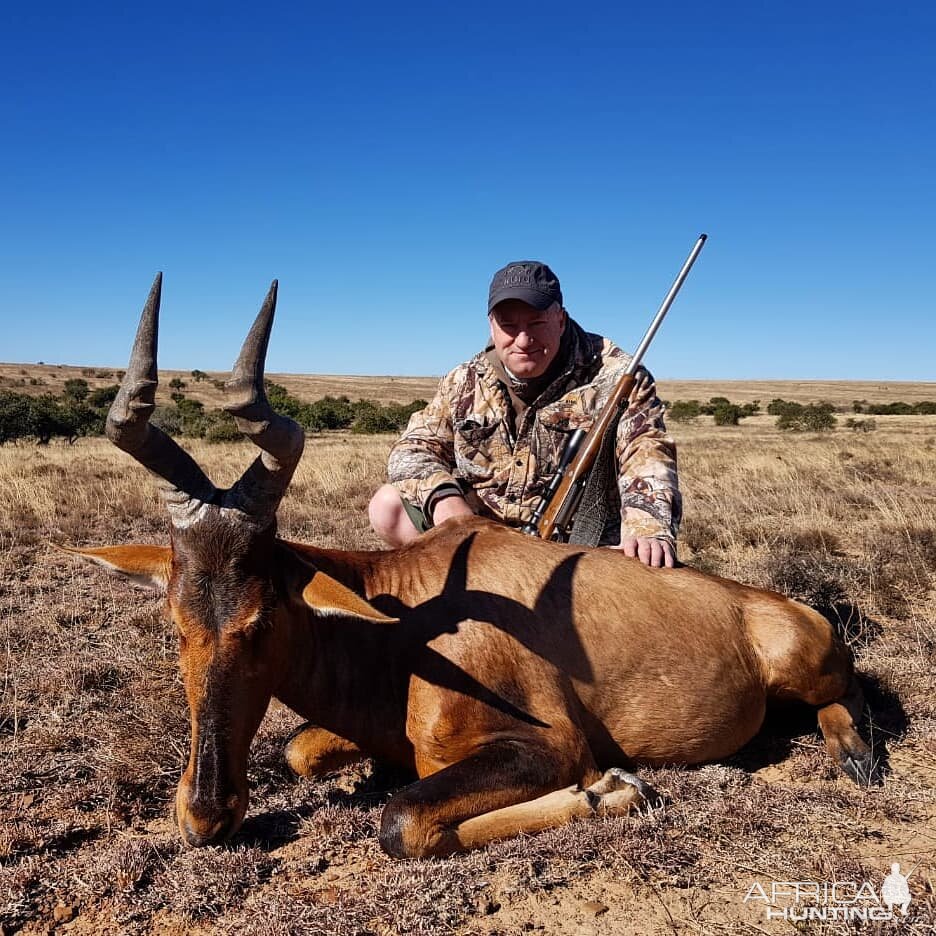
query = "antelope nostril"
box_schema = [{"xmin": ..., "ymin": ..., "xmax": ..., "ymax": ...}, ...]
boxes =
[{"xmin": 182, "ymin": 813, "xmax": 235, "ymax": 848}]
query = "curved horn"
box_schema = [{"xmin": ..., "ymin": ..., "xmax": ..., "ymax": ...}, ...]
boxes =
[
  {"xmin": 225, "ymin": 281, "xmax": 305, "ymax": 520},
  {"xmin": 106, "ymin": 274, "xmax": 217, "ymax": 510}
]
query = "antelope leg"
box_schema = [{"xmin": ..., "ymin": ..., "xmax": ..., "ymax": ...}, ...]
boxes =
[
  {"xmin": 378, "ymin": 741, "xmax": 653, "ymax": 858},
  {"xmin": 284, "ymin": 723, "xmax": 364, "ymax": 778}
]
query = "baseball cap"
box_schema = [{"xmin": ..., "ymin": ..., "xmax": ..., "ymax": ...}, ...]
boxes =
[{"xmin": 488, "ymin": 261, "xmax": 563, "ymax": 313}]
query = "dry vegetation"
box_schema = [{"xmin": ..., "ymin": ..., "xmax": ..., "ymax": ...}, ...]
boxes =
[
  {"xmin": 0, "ymin": 364, "xmax": 440, "ymax": 409},
  {"xmin": 1, "ymin": 407, "xmax": 934, "ymax": 934},
  {"xmin": 4, "ymin": 360, "xmax": 935, "ymax": 410}
]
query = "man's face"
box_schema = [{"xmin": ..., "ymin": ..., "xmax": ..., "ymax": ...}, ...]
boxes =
[{"xmin": 489, "ymin": 300, "xmax": 566, "ymax": 379}]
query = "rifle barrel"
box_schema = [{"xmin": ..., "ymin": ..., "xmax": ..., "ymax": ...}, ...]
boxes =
[{"xmin": 626, "ymin": 233, "xmax": 707, "ymax": 375}]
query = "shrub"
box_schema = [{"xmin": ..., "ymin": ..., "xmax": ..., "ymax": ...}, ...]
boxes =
[
  {"xmin": 191, "ymin": 369, "xmax": 208, "ymax": 382},
  {"xmin": 88, "ymin": 384, "xmax": 120, "ymax": 409},
  {"xmin": 265, "ymin": 381, "xmax": 305, "ymax": 421},
  {"xmin": 777, "ymin": 403, "xmax": 837, "ymax": 432},
  {"xmin": 712, "ymin": 403, "xmax": 743, "ymax": 426},
  {"xmin": 30, "ymin": 395, "xmax": 82, "ymax": 443},
  {"xmin": 63, "ymin": 378, "xmax": 90, "ymax": 402},
  {"xmin": 204, "ymin": 411, "xmax": 242, "ymax": 442},
  {"xmin": 151, "ymin": 406, "xmax": 184, "ymax": 436},
  {"xmin": 667, "ymin": 400, "xmax": 701, "ymax": 423},
  {"xmin": 767, "ymin": 398, "xmax": 800, "ymax": 416},
  {"xmin": 350, "ymin": 398, "xmax": 427, "ymax": 434},
  {"xmin": 0, "ymin": 391, "xmax": 34, "ymax": 443},
  {"xmin": 352, "ymin": 401, "xmax": 400, "ymax": 434},
  {"xmin": 305, "ymin": 395, "xmax": 355, "ymax": 431},
  {"xmin": 169, "ymin": 377, "xmax": 187, "ymax": 391},
  {"xmin": 845, "ymin": 418, "xmax": 877, "ymax": 433}
]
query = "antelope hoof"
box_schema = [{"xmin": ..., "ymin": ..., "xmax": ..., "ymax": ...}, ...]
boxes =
[
  {"xmin": 841, "ymin": 748, "xmax": 881, "ymax": 787},
  {"xmin": 587, "ymin": 767, "xmax": 661, "ymax": 813}
]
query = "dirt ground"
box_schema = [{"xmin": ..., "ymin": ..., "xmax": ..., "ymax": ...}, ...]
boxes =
[{"xmin": 1, "ymin": 415, "xmax": 934, "ymax": 934}]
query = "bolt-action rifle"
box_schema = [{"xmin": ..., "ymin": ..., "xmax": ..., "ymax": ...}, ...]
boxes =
[{"xmin": 521, "ymin": 234, "xmax": 707, "ymax": 542}]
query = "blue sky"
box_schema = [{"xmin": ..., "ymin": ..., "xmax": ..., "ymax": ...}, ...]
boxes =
[{"xmin": 2, "ymin": 2, "xmax": 934, "ymax": 380}]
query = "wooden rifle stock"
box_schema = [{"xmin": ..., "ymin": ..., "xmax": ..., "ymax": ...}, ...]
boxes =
[
  {"xmin": 531, "ymin": 373, "xmax": 636, "ymax": 541},
  {"xmin": 522, "ymin": 234, "xmax": 707, "ymax": 542}
]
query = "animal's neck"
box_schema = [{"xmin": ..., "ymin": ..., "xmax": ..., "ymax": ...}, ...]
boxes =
[{"xmin": 272, "ymin": 542, "xmax": 416, "ymax": 764}]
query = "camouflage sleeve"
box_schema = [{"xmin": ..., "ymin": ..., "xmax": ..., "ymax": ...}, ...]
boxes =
[
  {"xmin": 386, "ymin": 367, "xmax": 463, "ymax": 515},
  {"xmin": 614, "ymin": 366, "xmax": 682, "ymax": 544}
]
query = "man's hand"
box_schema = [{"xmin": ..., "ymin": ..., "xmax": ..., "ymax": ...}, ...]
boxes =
[
  {"xmin": 431, "ymin": 495, "xmax": 475, "ymax": 526},
  {"xmin": 610, "ymin": 536, "xmax": 675, "ymax": 568}
]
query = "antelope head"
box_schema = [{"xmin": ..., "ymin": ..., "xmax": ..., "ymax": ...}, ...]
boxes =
[{"xmin": 70, "ymin": 275, "xmax": 308, "ymax": 846}]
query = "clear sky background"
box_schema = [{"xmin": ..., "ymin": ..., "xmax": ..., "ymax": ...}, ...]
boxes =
[{"xmin": 2, "ymin": 1, "xmax": 934, "ymax": 380}]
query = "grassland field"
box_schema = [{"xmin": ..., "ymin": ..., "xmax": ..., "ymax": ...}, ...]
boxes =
[{"xmin": 0, "ymin": 373, "xmax": 934, "ymax": 935}]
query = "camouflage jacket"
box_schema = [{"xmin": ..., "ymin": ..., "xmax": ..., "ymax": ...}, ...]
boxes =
[{"xmin": 387, "ymin": 319, "xmax": 681, "ymax": 544}]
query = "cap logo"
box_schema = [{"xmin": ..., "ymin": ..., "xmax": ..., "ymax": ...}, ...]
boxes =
[{"xmin": 503, "ymin": 266, "xmax": 532, "ymax": 286}]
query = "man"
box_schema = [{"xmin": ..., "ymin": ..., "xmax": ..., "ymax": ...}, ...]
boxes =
[{"xmin": 368, "ymin": 261, "xmax": 681, "ymax": 567}]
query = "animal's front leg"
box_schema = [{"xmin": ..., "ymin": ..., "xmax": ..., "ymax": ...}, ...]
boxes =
[
  {"xmin": 379, "ymin": 739, "xmax": 570, "ymax": 858},
  {"xmin": 377, "ymin": 741, "xmax": 657, "ymax": 858},
  {"xmin": 284, "ymin": 723, "xmax": 364, "ymax": 778}
]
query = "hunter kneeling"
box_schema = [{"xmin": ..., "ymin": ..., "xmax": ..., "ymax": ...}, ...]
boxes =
[{"xmin": 369, "ymin": 260, "xmax": 681, "ymax": 567}]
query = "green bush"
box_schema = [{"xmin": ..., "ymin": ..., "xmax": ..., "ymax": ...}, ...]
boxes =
[
  {"xmin": 304, "ymin": 395, "xmax": 355, "ymax": 430},
  {"xmin": 88, "ymin": 384, "xmax": 120, "ymax": 409},
  {"xmin": 777, "ymin": 403, "xmax": 837, "ymax": 432},
  {"xmin": 351, "ymin": 401, "xmax": 400, "ymax": 434},
  {"xmin": 667, "ymin": 400, "xmax": 701, "ymax": 423},
  {"xmin": 767, "ymin": 398, "xmax": 801, "ymax": 416},
  {"xmin": 63, "ymin": 378, "xmax": 90, "ymax": 402},
  {"xmin": 151, "ymin": 405, "xmax": 184, "ymax": 436},
  {"xmin": 204, "ymin": 411, "xmax": 242, "ymax": 442},
  {"xmin": 713, "ymin": 403, "xmax": 743, "ymax": 426},
  {"xmin": 0, "ymin": 391, "xmax": 34, "ymax": 443}
]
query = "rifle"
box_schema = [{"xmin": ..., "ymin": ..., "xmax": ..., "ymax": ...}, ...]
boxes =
[{"xmin": 521, "ymin": 234, "xmax": 707, "ymax": 542}]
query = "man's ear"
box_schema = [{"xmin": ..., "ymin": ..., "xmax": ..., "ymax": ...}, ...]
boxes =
[
  {"xmin": 57, "ymin": 544, "xmax": 171, "ymax": 591},
  {"xmin": 300, "ymin": 568, "xmax": 398, "ymax": 622}
]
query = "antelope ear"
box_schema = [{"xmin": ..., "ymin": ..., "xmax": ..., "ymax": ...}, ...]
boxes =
[
  {"xmin": 300, "ymin": 569, "xmax": 398, "ymax": 623},
  {"xmin": 57, "ymin": 544, "xmax": 172, "ymax": 591}
]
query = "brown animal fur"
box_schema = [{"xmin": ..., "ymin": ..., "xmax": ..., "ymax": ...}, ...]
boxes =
[{"xmin": 71, "ymin": 514, "xmax": 876, "ymax": 857}]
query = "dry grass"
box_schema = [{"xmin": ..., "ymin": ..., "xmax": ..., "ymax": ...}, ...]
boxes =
[{"xmin": 1, "ymin": 413, "xmax": 935, "ymax": 934}]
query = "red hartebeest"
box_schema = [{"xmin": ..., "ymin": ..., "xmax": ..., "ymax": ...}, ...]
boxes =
[{"xmin": 67, "ymin": 276, "xmax": 876, "ymax": 858}]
